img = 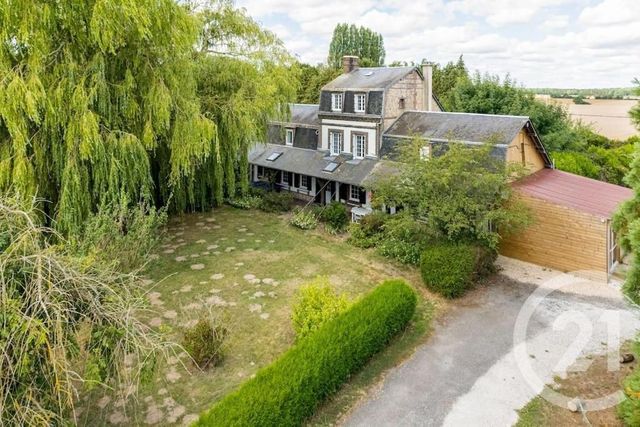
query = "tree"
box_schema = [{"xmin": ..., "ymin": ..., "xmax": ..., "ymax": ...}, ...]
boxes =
[
  {"xmin": 369, "ymin": 138, "xmax": 531, "ymax": 249},
  {"xmin": 295, "ymin": 63, "xmax": 342, "ymax": 104},
  {"xmin": 432, "ymin": 55, "xmax": 470, "ymax": 111},
  {"xmin": 327, "ymin": 23, "xmax": 385, "ymax": 68},
  {"xmin": 0, "ymin": 196, "xmax": 165, "ymax": 425},
  {"xmin": 631, "ymin": 78, "xmax": 640, "ymax": 130}
]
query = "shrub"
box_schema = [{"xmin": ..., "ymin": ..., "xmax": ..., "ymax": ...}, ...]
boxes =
[
  {"xmin": 347, "ymin": 212, "xmax": 388, "ymax": 248},
  {"xmin": 378, "ymin": 238, "xmax": 424, "ymax": 265},
  {"xmin": 227, "ymin": 195, "xmax": 262, "ymax": 210},
  {"xmin": 374, "ymin": 213, "xmax": 436, "ymax": 265},
  {"xmin": 182, "ymin": 317, "xmax": 228, "ymax": 369},
  {"xmin": 618, "ymin": 340, "xmax": 640, "ymax": 425},
  {"xmin": 318, "ymin": 202, "xmax": 349, "ymax": 234},
  {"xmin": 420, "ymin": 242, "xmax": 496, "ymax": 298},
  {"xmin": 289, "ymin": 208, "xmax": 318, "ymax": 230},
  {"xmin": 259, "ymin": 191, "xmax": 294, "ymax": 213},
  {"xmin": 196, "ymin": 280, "xmax": 417, "ymax": 426},
  {"xmin": 291, "ymin": 277, "xmax": 351, "ymax": 339}
]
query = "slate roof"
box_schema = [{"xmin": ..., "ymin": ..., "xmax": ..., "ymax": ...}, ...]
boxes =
[
  {"xmin": 322, "ymin": 67, "xmax": 416, "ymax": 90},
  {"xmin": 513, "ymin": 169, "xmax": 632, "ymax": 219},
  {"xmin": 249, "ymin": 144, "xmax": 382, "ymax": 186},
  {"xmin": 271, "ymin": 104, "xmax": 319, "ymax": 127},
  {"xmin": 384, "ymin": 110, "xmax": 552, "ymax": 165}
]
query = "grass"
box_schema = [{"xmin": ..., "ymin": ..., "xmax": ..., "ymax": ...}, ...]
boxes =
[{"xmin": 78, "ymin": 206, "xmax": 437, "ymax": 425}]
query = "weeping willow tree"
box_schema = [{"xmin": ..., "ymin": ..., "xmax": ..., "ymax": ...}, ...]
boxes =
[{"xmin": 0, "ymin": 0, "xmax": 296, "ymax": 234}]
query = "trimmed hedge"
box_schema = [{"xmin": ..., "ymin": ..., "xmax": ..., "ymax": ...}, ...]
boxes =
[
  {"xmin": 195, "ymin": 279, "xmax": 417, "ymax": 426},
  {"xmin": 420, "ymin": 242, "xmax": 496, "ymax": 298}
]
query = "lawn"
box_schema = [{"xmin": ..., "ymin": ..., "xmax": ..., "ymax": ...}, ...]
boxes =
[{"xmin": 77, "ymin": 206, "xmax": 434, "ymax": 426}]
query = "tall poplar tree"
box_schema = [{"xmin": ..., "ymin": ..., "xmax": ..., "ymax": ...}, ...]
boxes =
[{"xmin": 327, "ymin": 23, "xmax": 385, "ymax": 68}]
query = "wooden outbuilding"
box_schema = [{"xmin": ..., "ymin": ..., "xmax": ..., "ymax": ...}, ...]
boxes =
[{"xmin": 501, "ymin": 169, "xmax": 633, "ymax": 280}]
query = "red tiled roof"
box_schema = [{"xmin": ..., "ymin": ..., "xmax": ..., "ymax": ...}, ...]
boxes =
[{"xmin": 513, "ymin": 168, "xmax": 633, "ymax": 218}]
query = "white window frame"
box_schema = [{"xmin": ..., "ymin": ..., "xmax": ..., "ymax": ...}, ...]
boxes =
[
  {"xmin": 354, "ymin": 93, "xmax": 366, "ymax": 113},
  {"xmin": 285, "ymin": 128, "xmax": 294, "ymax": 146},
  {"xmin": 349, "ymin": 185, "xmax": 360, "ymax": 202},
  {"xmin": 300, "ymin": 174, "xmax": 308, "ymax": 189},
  {"xmin": 353, "ymin": 133, "xmax": 366, "ymax": 159},
  {"xmin": 331, "ymin": 93, "xmax": 343, "ymax": 112},
  {"xmin": 281, "ymin": 171, "xmax": 290, "ymax": 186},
  {"xmin": 329, "ymin": 131, "xmax": 343, "ymax": 155},
  {"xmin": 420, "ymin": 145, "xmax": 431, "ymax": 160}
]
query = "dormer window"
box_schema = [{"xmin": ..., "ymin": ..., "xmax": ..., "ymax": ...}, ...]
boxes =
[
  {"xmin": 285, "ymin": 128, "xmax": 294, "ymax": 146},
  {"xmin": 331, "ymin": 93, "xmax": 343, "ymax": 112},
  {"xmin": 354, "ymin": 93, "xmax": 366, "ymax": 113}
]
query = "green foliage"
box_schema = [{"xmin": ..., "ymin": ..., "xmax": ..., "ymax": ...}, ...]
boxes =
[
  {"xmin": 573, "ymin": 95, "xmax": 590, "ymax": 105},
  {"xmin": 0, "ymin": 196, "xmax": 164, "ymax": 425},
  {"xmin": 327, "ymin": 23, "xmax": 385, "ymax": 68},
  {"xmin": 196, "ymin": 279, "xmax": 417, "ymax": 427},
  {"xmin": 532, "ymin": 86, "xmax": 636, "ymax": 100},
  {"xmin": 632, "ymin": 78, "xmax": 640, "ymax": 131},
  {"xmin": 376, "ymin": 212, "xmax": 435, "ymax": 265},
  {"xmin": 227, "ymin": 194, "xmax": 262, "ymax": 210},
  {"xmin": 182, "ymin": 317, "xmax": 228, "ymax": 369},
  {"xmin": 318, "ymin": 201, "xmax": 349, "ymax": 234},
  {"xmin": 420, "ymin": 242, "xmax": 496, "ymax": 298},
  {"xmin": 295, "ymin": 63, "xmax": 342, "ymax": 104},
  {"xmin": 0, "ymin": 0, "xmax": 297, "ymax": 233},
  {"xmin": 259, "ymin": 191, "xmax": 294, "ymax": 213},
  {"xmin": 347, "ymin": 211, "xmax": 388, "ymax": 248},
  {"xmin": 69, "ymin": 195, "xmax": 167, "ymax": 271},
  {"xmin": 553, "ymin": 151, "xmax": 601, "ymax": 179},
  {"xmin": 291, "ymin": 277, "xmax": 351, "ymax": 339},
  {"xmin": 290, "ymin": 208, "xmax": 319, "ymax": 230},
  {"xmin": 431, "ymin": 55, "xmax": 469, "ymax": 111},
  {"xmin": 371, "ymin": 139, "xmax": 531, "ymax": 250},
  {"xmin": 618, "ymin": 340, "xmax": 640, "ymax": 425}
]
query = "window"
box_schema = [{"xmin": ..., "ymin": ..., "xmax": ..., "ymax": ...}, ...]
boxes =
[
  {"xmin": 323, "ymin": 162, "xmax": 339, "ymax": 173},
  {"xmin": 285, "ymin": 128, "xmax": 294, "ymax": 145},
  {"xmin": 399, "ymin": 97, "xmax": 406, "ymax": 110},
  {"xmin": 300, "ymin": 175, "xmax": 309, "ymax": 189},
  {"xmin": 331, "ymin": 93, "xmax": 343, "ymax": 111},
  {"xmin": 266, "ymin": 152, "xmax": 283, "ymax": 161},
  {"xmin": 419, "ymin": 145, "xmax": 431, "ymax": 160},
  {"xmin": 349, "ymin": 185, "xmax": 361, "ymax": 202},
  {"xmin": 329, "ymin": 131, "xmax": 343, "ymax": 155},
  {"xmin": 281, "ymin": 171, "xmax": 290, "ymax": 185},
  {"xmin": 355, "ymin": 93, "xmax": 366, "ymax": 113},
  {"xmin": 353, "ymin": 133, "xmax": 366, "ymax": 159}
]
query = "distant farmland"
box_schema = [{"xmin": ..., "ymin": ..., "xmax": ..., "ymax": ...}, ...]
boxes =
[{"xmin": 539, "ymin": 97, "xmax": 638, "ymax": 140}]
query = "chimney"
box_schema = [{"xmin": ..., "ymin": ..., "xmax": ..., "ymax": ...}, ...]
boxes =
[
  {"xmin": 422, "ymin": 61, "xmax": 433, "ymax": 111},
  {"xmin": 342, "ymin": 55, "xmax": 359, "ymax": 74}
]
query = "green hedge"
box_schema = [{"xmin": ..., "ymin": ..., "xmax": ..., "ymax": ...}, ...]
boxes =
[
  {"xmin": 195, "ymin": 279, "xmax": 417, "ymax": 426},
  {"xmin": 420, "ymin": 242, "xmax": 496, "ymax": 298}
]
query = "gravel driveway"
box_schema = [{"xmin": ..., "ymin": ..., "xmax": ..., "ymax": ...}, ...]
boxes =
[{"xmin": 345, "ymin": 259, "xmax": 640, "ymax": 427}]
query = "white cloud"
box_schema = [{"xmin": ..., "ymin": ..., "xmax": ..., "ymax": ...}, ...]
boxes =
[{"xmin": 236, "ymin": 0, "xmax": 640, "ymax": 87}]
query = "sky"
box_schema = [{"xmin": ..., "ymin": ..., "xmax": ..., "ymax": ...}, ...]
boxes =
[{"xmin": 235, "ymin": 0, "xmax": 640, "ymax": 88}]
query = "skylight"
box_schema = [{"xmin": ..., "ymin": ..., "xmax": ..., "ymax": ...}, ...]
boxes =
[
  {"xmin": 266, "ymin": 152, "xmax": 283, "ymax": 162},
  {"xmin": 363, "ymin": 71, "xmax": 374, "ymax": 76},
  {"xmin": 323, "ymin": 162, "xmax": 339, "ymax": 173}
]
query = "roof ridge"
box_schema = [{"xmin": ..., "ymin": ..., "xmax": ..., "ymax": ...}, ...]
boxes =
[{"xmin": 402, "ymin": 109, "xmax": 530, "ymax": 120}]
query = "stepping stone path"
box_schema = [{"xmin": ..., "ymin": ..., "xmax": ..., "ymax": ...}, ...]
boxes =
[
  {"xmin": 235, "ymin": 262, "xmax": 244, "ymax": 266},
  {"xmin": 201, "ymin": 251, "xmax": 210, "ymax": 256},
  {"xmin": 179, "ymin": 285, "xmax": 192, "ymax": 293},
  {"xmin": 247, "ymin": 232, "xmax": 255, "ymax": 236},
  {"xmin": 206, "ymin": 218, "xmax": 216, "ymax": 223},
  {"xmin": 209, "ymin": 288, "xmax": 221, "ymax": 293},
  {"xmin": 108, "ymin": 411, "xmax": 128, "ymax": 424},
  {"xmin": 163, "ymin": 310, "xmax": 177, "ymax": 319},
  {"xmin": 199, "ymin": 281, "xmax": 208, "ymax": 285},
  {"xmin": 97, "ymin": 395, "xmax": 111, "ymax": 409},
  {"xmin": 268, "ymin": 292, "xmax": 277, "ymax": 298},
  {"xmin": 268, "ymin": 240, "xmax": 275, "ymax": 243},
  {"xmin": 175, "ymin": 256, "xmax": 187, "ymax": 262},
  {"xmin": 148, "ymin": 292, "xmax": 164, "ymax": 306},
  {"xmin": 206, "ymin": 295, "xmax": 227, "ymax": 306},
  {"xmin": 183, "ymin": 302, "xmax": 202, "ymax": 311},
  {"xmin": 148, "ymin": 254, "xmax": 160, "ymax": 261},
  {"xmin": 253, "ymin": 291, "xmax": 265, "ymax": 298},
  {"xmin": 210, "ymin": 273, "xmax": 224, "ymax": 280},
  {"xmin": 190, "ymin": 264, "xmax": 205, "ymax": 270},
  {"xmin": 163, "ymin": 248, "xmax": 175, "ymax": 254},
  {"xmin": 190, "ymin": 254, "xmax": 199, "ymax": 258},
  {"xmin": 207, "ymin": 245, "xmax": 219, "ymax": 250},
  {"xmin": 225, "ymin": 247, "xmax": 235, "ymax": 252},
  {"xmin": 248, "ymin": 303, "xmax": 262, "ymax": 313},
  {"xmin": 183, "ymin": 414, "xmax": 199, "ymax": 425},
  {"xmin": 196, "ymin": 239, "xmax": 206, "ymax": 244},
  {"xmin": 213, "ymin": 225, "xmax": 221, "ymax": 229},
  {"xmin": 260, "ymin": 313, "xmax": 270, "ymax": 320},
  {"xmin": 262, "ymin": 278, "xmax": 274, "ymax": 285},
  {"xmin": 238, "ymin": 228, "xmax": 247, "ymax": 232},
  {"xmin": 195, "ymin": 222, "xmax": 205, "ymax": 226},
  {"xmin": 148, "ymin": 317, "xmax": 162, "ymax": 327},
  {"xmin": 237, "ymin": 238, "xmax": 246, "ymax": 242},
  {"xmin": 142, "ymin": 279, "xmax": 154, "ymax": 286},
  {"xmin": 166, "ymin": 366, "xmax": 181, "ymax": 383},
  {"xmin": 243, "ymin": 274, "xmax": 256, "ymax": 281}
]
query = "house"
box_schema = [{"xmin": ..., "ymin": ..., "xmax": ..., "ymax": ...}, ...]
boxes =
[{"xmin": 249, "ymin": 55, "xmax": 632, "ymax": 278}]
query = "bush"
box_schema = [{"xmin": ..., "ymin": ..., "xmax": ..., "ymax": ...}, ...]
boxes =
[
  {"xmin": 289, "ymin": 208, "xmax": 318, "ymax": 230},
  {"xmin": 618, "ymin": 340, "xmax": 640, "ymax": 425},
  {"xmin": 420, "ymin": 242, "xmax": 496, "ymax": 298},
  {"xmin": 196, "ymin": 280, "xmax": 417, "ymax": 426},
  {"xmin": 318, "ymin": 201, "xmax": 349, "ymax": 234},
  {"xmin": 291, "ymin": 277, "xmax": 351, "ymax": 339},
  {"xmin": 378, "ymin": 238, "xmax": 424, "ymax": 265},
  {"xmin": 259, "ymin": 191, "xmax": 294, "ymax": 213},
  {"xmin": 227, "ymin": 195, "xmax": 262, "ymax": 210},
  {"xmin": 182, "ymin": 317, "xmax": 228, "ymax": 369},
  {"xmin": 375, "ymin": 213, "xmax": 436, "ymax": 265},
  {"xmin": 347, "ymin": 212, "xmax": 388, "ymax": 248}
]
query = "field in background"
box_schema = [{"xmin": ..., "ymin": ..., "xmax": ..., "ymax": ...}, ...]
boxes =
[{"xmin": 539, "ymin": 97, "xmax": 638, "ymax": 140}]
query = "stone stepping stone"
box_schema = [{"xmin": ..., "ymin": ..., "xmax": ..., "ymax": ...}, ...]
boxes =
[
  {"xmin": 247, "ymin": 232, "xmax": 255, "ymax": 236},
  {"xmin": 205, "ymin": 218, "xmax": 216, "ymax": 223},
  {"xmin": 97, "ymin": 395, "xmax": 111, "ymax": 409},
  {"xmin": 196, "ymin": 239, "xmax": 206, "ymax": 244},
  {"xmin": 175, "ymin": 256, "xmax": 187, "ymax": 262},
  {"xmin": 248, "ymin": 303, "xmax": 262, "ymax": 313},
  {"xmin": 163, "ymin": 310, "xmax": 177, "ymax": 319},
  {"xmin": 268, "ymin": 240, "xmax": 275, "ymax": 243},
  {"xmin": 190, "ymin": 254, "xmax": 199, "ymax": 258},
  {"xmin": 252, "ymin": 291, "xmax": 265, "ymax": 298},
  {"xmin": 158, "ymin": 388, "xmax": 168, "ymax": 395},
  {"xmin": 249, "ymin": 278, "xmax": 261, "ymax": 285},
  {"xmin": 175, "ymin": 231, "xmax": 184, "ymax": 236},
  {"xmin": 199, "ymin": 281, "xmax": 208, "ymax": 285},
  {"xmin": 207, "ymin": 244, "xmax": 219, "ymax": 250},
  {"xmin": 201, "ymin": 251, "xmax": 210, "ymax": 256},
  {"xmin": 108, "ymin": 411, "xmax": 128, "ymax": 424},
  {"xmin": 148, "ymin": 254, "xmax": 160, "ymax": 261},
  {"xmin": 237, "ymin": 238, "xmax": 246, "ymax": 242},
  {"xmin": 183, "ymin": 414, "xmax": 199, "ymax": 425},
  {"xmin": 255, "ymin": 239, "xmax": 262, "ymax": 243},
  {"xmin": 238, "ymin": 228, "xmax": 247, "ymax": 232},
  {"xmin": 190, "ymin": 264, "xmax": 205, "ymax": 270},
  {"xmin": 268, "ymin": 292, "xmax": 277, "ymax": 298},
  {"xmin": 206, "ymin": 295, "xmax": 227, "ymax": 306},
  {"xmin": 213, "ymin": 225, "xmax": 221, "ymax": 229},
  {"xmin": 176, "ymin": 238, "xmax": 185, "ymax": 243},
  {"xmin": 195, "ymin": 222, "xmax": 204, "ymax": 226},
  {"xmin": 235, "ymin": 262, "xmax": 244, "ymax": 266},
  {"xmin": 219, "ymin": 237, "xmax": 228, "ymax": 241},
  {"xmin": 262, "ymin": 278, "xmax": 274, "ymax": 285},
  {"xmin": 212, "ymin": 251, "xmax": 221, "ymax": 256},
  {"xmin": 209, "ymin": 288, "xmax": 221, "ymax": 293},
  {"xmin": 225, "ymin": 247, "xmax": 236, "ymax": 252},
  {"xmin": 179, "ymin": 285, "xmax": 192, "ymax": 293},
  {"xmin": 148, "ymin": 317, "xmax": 162, "ymax": 327},
  {"xmin": 210, "ymin": 273, "xmax": 224, "ymax": 280},
  {"xmin": 163, "ymin": 248, "xmax": 175, "ymax": 254},
  {"xmin": 183, "ymin": 302, "xmax": 202, "ymax": 311},
  {"xmin": 165, "ymin": 366, "xmax": 181, "ymax": 382},
  {"xmin": 243, "ymin": 274, "xmax": 256, "ymax": 281},
  {"xmin": 142, "ymin": 279, "xmax": 154, "ymax": 286},
  {"xmin": 260, "ymin": 313, "xmax": 270, "ymax": 320}
]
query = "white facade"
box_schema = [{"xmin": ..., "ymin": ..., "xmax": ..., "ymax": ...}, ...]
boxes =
[{"xmin": 320, "ymin": 119, "xmax": 377, "ymax": 157}]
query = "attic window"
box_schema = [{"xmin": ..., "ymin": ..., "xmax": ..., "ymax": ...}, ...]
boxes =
[
  {"xmin": 399, "ymin": 98, "xmax": 406, "ymax": 110},
  {"xmin": 323, "ymin": 162, "xmax": 339, "ymax": 173},
  {"xmin": 266, "ymin": 152, "xmax": 283, "ymax": 162},
  {"xmin": 285, "ymin": 128, "xmax": 294, "ymax": 145},
  {"xmin": 331, "ymin": 93, "xmax": 343, "ymax": 112},
  {"xmin": 355, "ymin": 93, "xmax": 366, "ymax": 113}
]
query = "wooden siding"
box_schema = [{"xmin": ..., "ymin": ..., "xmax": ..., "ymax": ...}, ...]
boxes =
[
  {"xmin": 500, "ymin": 193, "xmax": 608, "ymax": 278},
  {"xmin": 506, "ymin": 130, "xmax": 546, "ymax": 173}
]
